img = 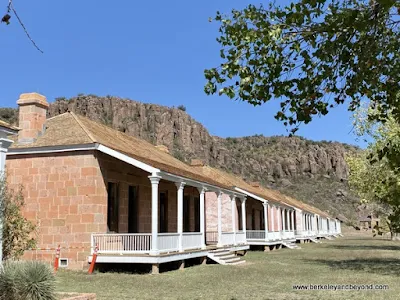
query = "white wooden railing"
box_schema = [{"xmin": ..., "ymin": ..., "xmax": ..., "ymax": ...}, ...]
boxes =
[
  {"xmin": 281, "ymin": 231, "xmax": 295, "ymax": 239},
  {"xmin": 236, "ymin": 231, "xmax": 246, "ymax": 244},
  {"xmin": 206, "ymin": 231, "xmax": 218, "ymax": 244},
  {"xmin": 318, "ymin": 229, "xmax": 329, "ymax": 236},
  {"xmin": 269, "ymin": 231, "xmax": 281, "ymax": 240},
  {"xmin": 182, "ymin": 232, "xmax": 203, "ymax": 250},
  {"xmin": 220, "ymin": 232, "xmax": 235, "ymax": 246},
  {"xmin": 92, "ymin": 233, "xmax": 151, "ymax": 254},
  {"xmin": 246, "ymin": 230, "xmax": 266, "ymax": 240},
  {"xmin": 157, "ymin": 233, "xmax": 180, "ymax": 252}
]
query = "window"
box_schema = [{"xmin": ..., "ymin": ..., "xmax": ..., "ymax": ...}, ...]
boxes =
[{"xmin": 107, "ymin": 182, "xmax": 119, "ymax": 233}]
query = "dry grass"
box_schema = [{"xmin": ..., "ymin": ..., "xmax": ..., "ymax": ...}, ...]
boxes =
[{"xmin": 56, "ymin": 233, "xmax": 400, "ymax": 299}]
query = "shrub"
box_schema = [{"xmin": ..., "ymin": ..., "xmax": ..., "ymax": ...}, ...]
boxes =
[
  {"xmin": 0, "ymin": 261, "xmax": 56, "ymax": 300},
  {"xmin": 0, "ymin": 177, "xmax": 36, "ymax": 260},
  {"xmin": 177, "ymin": 105, "xmax": 186, "ymax": 112}
]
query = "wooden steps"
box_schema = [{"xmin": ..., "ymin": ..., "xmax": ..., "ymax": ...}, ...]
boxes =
[
  {"xmin": 309, "ymin": 237, "xmax": 321, "ymax": 243},
  {"xmin": 282, "ymin": 242, "xmax": 301, "ymax": 249},
  {"xmin": 207, "ymin": 249, "xmax": 246, "ymax": 265}
]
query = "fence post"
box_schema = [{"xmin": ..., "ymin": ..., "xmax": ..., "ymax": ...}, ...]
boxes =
[
  {"xmin": 54, "ymin": 245, "xmax": 60, "ymax": 272},
  {"xmin": 88, "ymin": 244, "xmax": 98, "ymax": 274}
]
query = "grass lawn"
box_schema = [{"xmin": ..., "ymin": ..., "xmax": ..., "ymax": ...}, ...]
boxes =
[{"xmin": 56, "ymin": 233, "xmax": 400, "ymax": 299}]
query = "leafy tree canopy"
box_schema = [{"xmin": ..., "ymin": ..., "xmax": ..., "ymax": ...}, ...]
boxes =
[
  {"xmin": 205, "ymin": 0, "xmax": 400, "ymax": 133},
  {"xmin": 347, "ymin": 102, "xmax": 400, "ymax": 234}
]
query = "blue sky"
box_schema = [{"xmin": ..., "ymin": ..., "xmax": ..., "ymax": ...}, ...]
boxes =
[{"xmin": 0, "ymin": 0, "xmax": 359, "ymax": 146}]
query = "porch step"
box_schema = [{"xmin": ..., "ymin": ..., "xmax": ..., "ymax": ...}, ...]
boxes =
[
  {"xmin": 207, "ymin": 249, "xmax": 246, "ymax": 265},
  {"xmin": 338, "ymin": 233, "xmax": 344, "ymax": 237},
  {"xmin": 282, "ymin": 242, "xmax": 301, "ymax": 250},
  {"xmin": 325, "ymin": 236, "xmax": 334, "ymax": 240},
  {"xmin": 309, "ymin": 237, "xmax": 321, "ymax": 244}
]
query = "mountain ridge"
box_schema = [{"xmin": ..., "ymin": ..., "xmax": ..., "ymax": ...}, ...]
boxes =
[{"xmin": 0, "ymin": 94, "xmax": 361, "ymax": 223}]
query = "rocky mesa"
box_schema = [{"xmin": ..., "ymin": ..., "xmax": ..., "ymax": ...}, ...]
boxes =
[{"xmin": 0, "ymin": 94, "xmax": 361, "ymax": 223}]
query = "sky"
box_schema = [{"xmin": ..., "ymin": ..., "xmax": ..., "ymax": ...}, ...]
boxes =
[{"xmin": 0, "ymin": 0, "xmax": 360, "ymax": 146}]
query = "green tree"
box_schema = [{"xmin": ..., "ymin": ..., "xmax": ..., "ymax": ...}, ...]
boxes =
[
  {"xmin": 0, "ymin": 178, "xmax": 36, "ymax": 261},
  {"xmin": 347, "ymin": 105, "xmax": 400, "ymax": 238},
  {"xmin": 205, "ymin": 0, "xmax": 400, "ymax": 133}
]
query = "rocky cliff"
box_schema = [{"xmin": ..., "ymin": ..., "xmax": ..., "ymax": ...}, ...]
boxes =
[{"xmin": 0, "ymin": 95, "xmax": 361, "ymax": 222}]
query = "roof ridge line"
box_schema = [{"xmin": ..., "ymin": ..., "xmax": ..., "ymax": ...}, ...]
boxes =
[{"xmin": 70, "ymin": 112, "xmax": 97, "ymax": 143}]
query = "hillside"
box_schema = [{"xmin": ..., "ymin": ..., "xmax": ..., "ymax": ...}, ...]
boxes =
[{"xmin": 0, "ymin": 95, "xmax": 361, "ymax": 223}]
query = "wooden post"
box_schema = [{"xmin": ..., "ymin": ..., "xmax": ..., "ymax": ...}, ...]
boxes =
[
  {"xmin": 152, "ymin": 264, "xmax": 159, "ymax": 275},
  {"xmin": 264, "ymin": 245, "xmax": 270, "ymax": 252},
  {"xmin": 201, "ymin": 257, "xmax": 207, "ymax": 265},
  {"xmin": 149, "ymin": 175, "xmax": 161, "ymax": 255},
  {"xmin": 54, "ymin": 245, "xmax": 60, "ymax": 272},
  {"xmin": 88, "ymin": 244, "xmax": 98, "ymax": 274},
  {"xmin": 179, "ymin": 260, "xmax": 185, "ymax": 270}
]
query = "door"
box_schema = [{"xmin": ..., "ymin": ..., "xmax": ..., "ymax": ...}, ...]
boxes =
[
  {"xmin": 251, "ymin": 209, "xmax": 256, "ymax": 230},
  {"xmin": 128, "ymin": 186, "xmax": 138, "ymax": 233},
  {"xmin": 183, "ymin": 195, "xmax": 191, "ymax": 232},
  {"xmin": 260, "ymin": 210, "xmax": 264, "ymax": 230},
  {"xmin": 107, "ymin": 182, "xmax": 119, "ymax": 233},
  {"xmin": 159, "ymin": 192, "xmax": 168, "ymax": 233},
  {"xmin": 194, "ymin": 196, "xmax": 200, "ymax": 232}
]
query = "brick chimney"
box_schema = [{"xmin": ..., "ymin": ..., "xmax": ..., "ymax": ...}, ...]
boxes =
[
  {"xmin": 17, "ymin": 93, "xmax": 49, "ymax": 144},
  {"xmin": 190, "ymin": 159, "xmax": 205, "ymax": 167}
]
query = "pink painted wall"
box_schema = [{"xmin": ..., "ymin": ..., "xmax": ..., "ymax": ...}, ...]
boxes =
[{"xmin": 205, "ymin": 192, "xmax": 238, "ymax": 232}]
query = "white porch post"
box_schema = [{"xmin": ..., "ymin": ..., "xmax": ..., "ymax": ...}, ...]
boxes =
[
  {"xmin": 290, "ymin": 210, "xmax": 295, "ymax": 231},
  {"xmin": 263, "ymin": 201, "xmax": 269, "ymax": 240},
  {"xmin": 0, "ymin": 138, "xmax": 13, "ymax": 264},
  {"xmin": 176, "ymin": 181, "xmax": 185, "ymax": 252},
  {"xmin": 217, "ymin": 191, "xmax": 223, "ymax": 246},
  {"xmin": 282, "ymin": 209, "xmax": 287, "ymax": 231},
  {"xmin": 270, "ymin": 205, "xmax": 275, "ymax": 232},
  {"xmin": 198, "ymin": 187, "xmax": 206, "ymax": 249},
  {"xmin": 241, "ymin": 197, "xmax": 247, "ymax": 234},
  {"xmin": 230, "ymin": 195, "xmax": 236, "ymax": 245},
  {"xmin": 149, "ymin": 175, "xmax": 161, "ymax": 255},
  {"xmin": 286, "ymin": 210, "xmax": 290, "ymax": 231},
  {"xmin": 277, "ymin": 207, "xmax": 282, "ymax": 232}
]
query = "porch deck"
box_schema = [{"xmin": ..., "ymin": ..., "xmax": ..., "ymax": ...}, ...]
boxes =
[
  {"xmin": 245, "ymin": 230, "xmax": 297, "ymax": 245},
  {"xmin": 89, "ymin": 232, "xmax": 249, "ymax": 264}
]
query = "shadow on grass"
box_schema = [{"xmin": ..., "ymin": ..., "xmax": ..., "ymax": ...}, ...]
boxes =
[
  {"xmin": 306, "ymin": 258, "xmax": 400, "ymax": 276},
  {"xmin": 326, "ymin": 244, "xmax": 400, "ymax": 251}
]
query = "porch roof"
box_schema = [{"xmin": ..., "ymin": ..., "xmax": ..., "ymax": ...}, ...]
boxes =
[
  {"xmin": 192, "ymin": 165, "xmax": 331, "ymax": 217},
  {"xmin": 9, "ymin": 113, "xmax": 232, "ymax": 190},
  {"xmin": 0, "ymin": 120, "xmax": 19, "ymax": 134}
]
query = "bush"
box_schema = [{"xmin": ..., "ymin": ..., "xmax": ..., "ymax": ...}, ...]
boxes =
[
  {"xmin": 0, "ymin": 261, "xmax": 56, "ymax": 300},
  {"xmin": 0, "ymin": 178, "xmax": 36, "ymax": 260},
  {"xmin": 177, "ymin": 105, "xmax": 186, "ymax": 112}
]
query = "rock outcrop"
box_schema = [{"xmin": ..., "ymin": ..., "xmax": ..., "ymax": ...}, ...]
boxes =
[{"xmin": 0, "ymin": 94, "xmax": 361, "ymax": 222}]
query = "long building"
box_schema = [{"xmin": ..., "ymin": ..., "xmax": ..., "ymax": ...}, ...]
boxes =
[{"xmin": 4, "ymin": 93, "xmax": 342, "ymax": 273}]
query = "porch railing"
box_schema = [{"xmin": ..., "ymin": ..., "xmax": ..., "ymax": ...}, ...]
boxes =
[
  {"xmin": 206, "ymin": 231, "xmax": 218, "ymax": 245},
  {"xmin": 269, "ymin": 231, "xmax": 281, "ymax": 240},
  {"xmin": 220, "ymin": 232, "xmax": 235, "ymax": 246},
  {"xmin": 236, "ymin": 231, "xmax": 246, "ymax": 244},
  {"xmin": 246, "ymin": 230, "xmax": 266, "ymax": 240},
  {"xmin": 157, "ymin": 233, "xmax": 180, "ymax": 252},
  {"xmin": 92, "ymin": 233, "xmax": 151, "ymax": 254},
  {"xmin": 182, "ymin": 232, "xmax": 203, "ymax": 250},
  {"xmin": 281, "ymin": 230, "xmax": 295, "ymax": 239}
]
